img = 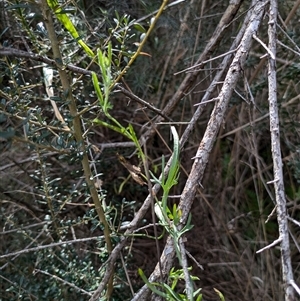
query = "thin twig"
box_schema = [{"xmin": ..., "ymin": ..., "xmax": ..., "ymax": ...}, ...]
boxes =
[
  {"xmin": 133, "ymin": 0, "xmax": 186, "ymax": 24},
  {"xmin": 174, "ymin": 48, "xmax": 238, "ymax": 75},
  {"xmin": 0, "ymin": 221, "xmax": 50, "ymax": 234},
  {"xmin": 34, "ymin": 268, "xmax": 92, "ymax": 296},
  {"xmin": 117, "ymin": 86, "xmax": 172, "ymax": 121},
  {"xmin": 186, "ymin": 249, "xmax": 204, "ymax": 270},
  {"xmin": 256, "ymin": 237, "xmax": 282, "ymax": 254},
  {"xmin": 289, "ymin": 280, "xmax": 300, "ymax": 297},
  {"xmin": 0, "ymin": 236, "xmax": 102, "ymax": 259},
  {"xmin": 0, "ymin": 47, "xmax": 92, "ymax": 76},
  {"xmin": 253, "ymin": 34, "xmax": 275, "ymax": 59},
  {"xmin": 287, "ymin": 216, "xmax": 300, "ymax": 228}
]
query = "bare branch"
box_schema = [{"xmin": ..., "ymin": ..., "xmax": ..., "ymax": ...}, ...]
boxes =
[
  {"xmin": 0, "ymin": 236, "xmax": 102, "ymax": 259},
  {"xmin": 289, "ymin": 280, "xmax": 300, "ymax": 297},
  {"xmin": 256, "ymin": 236, "xmax": 282, "ymax": 254},
  {"xmin": 0, "ymin": 47, "xmax": 93, "ymax": 76},
  {"xmin": 253, "ymin": 34, "xmax": 275, "ymax": 59},
  {"xmin": 34, "ymin": 269, "xmax": 92, "ymax": 296},
  {"xmin": 267, "ymin": 0, "xmax": 295, "ymax": 299},
  {"xmin": 140, "ymin": 0, "xmax": 245, "ymax": 144}
]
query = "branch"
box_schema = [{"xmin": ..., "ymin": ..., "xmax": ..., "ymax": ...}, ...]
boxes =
[
  {"xmin": 253, "ymin": 34, "xmax": 275, "ymax": 59},
  {"xmin": 267, "ymin": 1, "xmax": 295, "ymax": 300},
  {"xmin": 34, "ymin": 268, "xmax": 92, "ymax": 296},
  {"xmin": 0, "ymin": 236, "xmax": 102, "ymax": 259},
  {"xmin": 117, "ymin": 86, "xmax": 172, "ymax": 121},
  {"xmin": 0, "ymin": 47, "xmax": 92, "ymax": 76},
  {"xmin": 256, "ymin": 237, "xmax": 282, "ymax": 254},
  {"xmin": 289, "ymin": 280, "xmax": 300, "ymax": 297}
]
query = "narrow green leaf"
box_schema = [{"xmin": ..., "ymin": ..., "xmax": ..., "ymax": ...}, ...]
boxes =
[
  {"xmin": 196, "ymin": 293, "xmax": 203, "ymax": 301},
  {"xmin": 50, "ymin": 96, "xmax": 62, "ymax": 102},
  {"xmin": 214, "ymin": 288, "xmax": 225, "ymax": 301},
  {"xmin": 97, "ymin": 49, "xmax": 108, "ymax": 84},
  {"xmin": 138, "ymin": 269, "xmax": 168, "ymax": 298},
  {"xmin": 133, "ymin": 23, "xmax": 147, "ymax": 33},
  {"xmin": 161, "ymin": 283, "xmax": 184, "ymax": 300},
  {"xmin": 91, "ymin": 72, "xmax": 103, "ymax": 104},
  {"xmin": 78, "ymin": 40, "xmax": 95, "ymax": 57},
  {"xmin": 47, "ymin": 0, "xmax": 94, "ymax": 57},
  {"xmin": 165, "ymin": 126, "xmax": 180, "ymax": 189}
]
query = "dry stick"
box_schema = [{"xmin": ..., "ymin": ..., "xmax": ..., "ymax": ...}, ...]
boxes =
[
  {"xmin": 38, "ymin": 0, "xmax": 114, "ymax": 298},
  {"xmin": 0, "ymin": 47, "xmax": 92, "ymax": 75},
  {"xmin": 0, "ymin": 236, "xmax": 102, "ymax": 259},
  {"xmin": 265, "ymin": 1, "xmax": 295, "ymax": 300},
  {"xmin": 284, "ymin": 0, "xmax": 300, "ymax": 25},
  {"xmin": 249, "ymin": 0, "xmax": 300, "ymax": 84},
  {"xmin": 34, "ymin": 268, "xmax": 92, "ymax": 296},
  {"xmin": 140, "ymin": 0, "xmax": 245, "ymax": 144}
]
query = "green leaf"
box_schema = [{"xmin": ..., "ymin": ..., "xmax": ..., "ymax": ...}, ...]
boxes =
[
  {"xmin": 49, "ymin": 96, "xmax": 62, "ymax": 102},
  {"xmin": 46, "ymin": 0, "xmax": 94, "ymax": 57},
  {"xmin": 133, "ymin": 23, "xmax": 147, "ymax": 33},
  {"xmin": 195, "ymin": 292, "xmax": 203, "ymax": 301},
  {"xmin": 161, "ymin": 283, "xmax": 184, "ymax": 301},
  {"xmin": 178, "ymin": 214, "xmax": 194, "ymax": 237},
  {"xmin": 165, "ymin": 126, "xmax": 180, "ymax": 188},
  {"xmin": 214, "ymin": 288, "xmax": 225, "ymax": 301},
  {"xmin": 92, "ymin": 72, "xmax": 104, "ymax": 104},
  {"xmin": 97, "ymin": 48, "xmax": 108, "ymax": 84},
  {"xmin": 138, "ymin": 269, "xmax": 168, "ymax": 298}
]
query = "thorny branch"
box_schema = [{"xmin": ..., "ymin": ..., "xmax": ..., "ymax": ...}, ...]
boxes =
[{"xmin": 266, "ymin": 0, "xmax": 295, "ymax": 300}]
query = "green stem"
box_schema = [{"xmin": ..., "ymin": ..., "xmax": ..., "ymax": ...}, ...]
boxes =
[{"xmin": 112, "ymin": 0, "xmax": 170, "ymax": 86}]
